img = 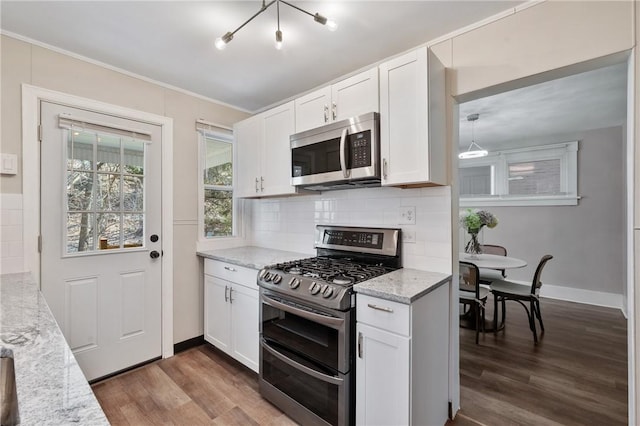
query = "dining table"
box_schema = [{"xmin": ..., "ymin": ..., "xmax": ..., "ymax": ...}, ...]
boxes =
[{"xmin": 458, "ymin": 252, "xmax": 527, "ymax": 332}]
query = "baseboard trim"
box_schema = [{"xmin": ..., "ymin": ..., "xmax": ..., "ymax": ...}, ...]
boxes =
[
  {"xmin": 540, "ymin": 284, "xmax": 623, "ymax": 310},
  {"xmin": 174, "ymin": 335, "xmax": 205, "ymax": 354}
]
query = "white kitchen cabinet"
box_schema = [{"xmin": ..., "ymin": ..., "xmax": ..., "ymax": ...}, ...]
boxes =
[
  {"xmin": 355, "ymin": 283, "xmax": 450, "ymax": 426},
  {"xmin": 294, "ymin": 68, "xmax": 379, "ymax": 133},
  {"xmin": 204, "ymin": 259, "xmax": 259, "ymax": 372},
  {"xmin": 235, "ymin": 101, "xmax": 299, "ymax": 198},
  {"xmin": 379, "ymin": 47, "xmax": 446, "ymax": 187}
]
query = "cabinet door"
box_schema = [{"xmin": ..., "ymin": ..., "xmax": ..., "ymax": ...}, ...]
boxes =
[
  {"xmin": 229, "ymin": 283, "xmax": 259, "ymax": 372},
  {"xmin": 261, "ymin": 101, "xmax": 297, "ymax": 197},
  {"xmin": 331, "ymin": 68, "xmax": 379, "ymax": 122},
  {"xmin": 204, "ymin": 275, "xmax": 231, "ymax": 353},
  {"xmin": 356, "ymin": 322, "xmax": 410, "ymax": 426},
  {"xmin": 234, "ymin": 115, "xmax": 262, "ymax": 198},
  {"xmin": 295, "ymin": 86, "xmax": 332, "ymax": 133}
]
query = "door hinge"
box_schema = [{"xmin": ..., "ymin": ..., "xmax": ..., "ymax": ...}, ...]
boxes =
[
  {"xmin": 38, "ymin": 235, "xmax": 42, "ymax": 253},
  {"xmin": 38, "ymin": 124, "xmax": 42, "ymax": 142}
]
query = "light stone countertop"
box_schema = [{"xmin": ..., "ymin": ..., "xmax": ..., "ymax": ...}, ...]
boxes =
[
  {"xmin": 197, "ymin": 246, "xmax": 310, "ymax": 270},
  {"xmin": 0, "ymin": 272, "xmax": 109, "ymax": 425},
  {"xmin": 354, "ymin": 268, "xmax": 452, "ymax": 304}
]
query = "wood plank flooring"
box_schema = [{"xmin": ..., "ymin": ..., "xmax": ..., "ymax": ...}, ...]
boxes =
[
  {"xmin": 449, "ymin": 296, "xmax": 628, "ymax": 426},
  {"xmin": 92, "ymin": 297, "xmax": 627, "ymax": 426}
]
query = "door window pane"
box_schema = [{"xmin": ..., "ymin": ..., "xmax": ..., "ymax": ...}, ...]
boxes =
[
  {"xmin": 204, "ymin": 189, "xmax": 232, "ymax": 237},
  {"xmin": 65, "ymin": 128, "xmax": 146, "ymax": 255},
  {"xmin": 459, "ymin": 166, "xmax": 493, "ymax": 197},
  {"xmin": 508, "ymin": 159, "xmax": 561, "ymax": 195},
  {"xmin": 67, "ymin": 212, "xmax": 95, "ymax": 252}
]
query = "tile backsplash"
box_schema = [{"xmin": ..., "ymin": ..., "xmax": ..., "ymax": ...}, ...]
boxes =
[
  {"xmin": 246, "ymin": 186, "xmax": 452, "ymax": 273},
  {"xmin": 0, "ymin": 194, "xmax": 24, "ymax": 273}
]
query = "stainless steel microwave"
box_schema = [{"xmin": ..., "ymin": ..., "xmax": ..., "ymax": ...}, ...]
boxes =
[{"xmin": 290, "ymin": 112, "xmax": 380, "ymax": 191}]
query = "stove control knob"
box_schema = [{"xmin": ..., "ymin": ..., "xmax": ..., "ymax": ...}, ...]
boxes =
[
  {"xmin": 289, "ymin": 277, "xmax": 300, "ymax": 289},
  {"xmin": 322, "ymin": 286, "xmax": 334, "ymax": 298},
  {"xmin": 264, "ymin": 272, "xmax": 272, "ymax": 282},
  {"xmin": 272, "ymin": 274, "xmax": 282, "ymax": 284},
  {"xmin": 309, "ymin": 282, "xmax": 320, "ymax": 295},
  {"xmin": 258, "ymin": 269, "xmax": 268, "ymax": 280}
]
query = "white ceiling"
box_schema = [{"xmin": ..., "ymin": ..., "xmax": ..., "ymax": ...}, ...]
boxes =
[
  {"xmin": 2, "ymin": 1, "xmax": 627, "ymax": 146},
  {"xmin": 1, "ymin": 0, "xmax": 522, "ymax": 112}
]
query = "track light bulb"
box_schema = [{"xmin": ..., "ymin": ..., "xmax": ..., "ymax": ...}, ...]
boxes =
[
  {"xmin": 326, "ymin": 19, "xmax": 338, "ymax": 32},
  {"xmin": 275, "ymin": 30, "xmax": 283, "ymax": 50},
  {"xmin": 214, "ymin": 32, "xmax": 233, "ymax": 50}
]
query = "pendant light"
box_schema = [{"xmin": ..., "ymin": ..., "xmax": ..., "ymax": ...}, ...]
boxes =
[
  {"xmin": 459, "ymin": 113, "xmax": 488, "ymax": 159},
  {"xmin": 215, "ymin": 0, "xmax": 337, "ymax": 51}
]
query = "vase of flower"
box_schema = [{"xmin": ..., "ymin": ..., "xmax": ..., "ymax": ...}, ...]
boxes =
[
  {"xmin": 464, "ymin": 230, "xmax": 482, "ymax": 259},
  {"xmin": 459, "ymin": 208, "xmax": 498, "ymax": 259}
]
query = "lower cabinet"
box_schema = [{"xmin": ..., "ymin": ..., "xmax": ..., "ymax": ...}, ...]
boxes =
[
  {"xmin": 204, "ymin": 259, "xmax": 259, "ymax": 372},
  {"xmin": 356, "ymin": 283, "xmax": 450, "ymax": 426}
]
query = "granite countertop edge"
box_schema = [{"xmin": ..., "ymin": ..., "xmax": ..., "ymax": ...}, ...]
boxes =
[
  {"xmin": 197, "ymin": 246, "xmax": 310, "ymax": 270},
  {"xmin": 354, "ymin": 268, "xmax": 452, "ymax": 304},
  {"xmin": 0, "ymin": 272, "xmax": 109, "ymax": 425}
]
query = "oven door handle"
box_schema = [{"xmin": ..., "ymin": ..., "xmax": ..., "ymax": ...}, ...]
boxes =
[
  {"xmin": 262, "ymin": 341, "xmax": 344, "ymax": 386},
  {"xmin": 261, "ymin": 294, "xmax": 345, "ymax": 329},
  {"xmin": 339, "ymin": 127, "xmax": 350, "ymax": 178}
]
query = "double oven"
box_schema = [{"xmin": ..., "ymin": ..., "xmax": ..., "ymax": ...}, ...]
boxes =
[{"xmin": 258, "ymin": 225, "xmax": 401, "ymax": 426}]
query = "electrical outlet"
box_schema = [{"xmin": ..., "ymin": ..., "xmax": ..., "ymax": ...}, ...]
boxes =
[
  {"xmin": 398, "ymin": 206, "xmax": 416, "ymax": 225},
  {"xmin": 402, "ymin": 231, "xmax": 416, "ymax": 243}
]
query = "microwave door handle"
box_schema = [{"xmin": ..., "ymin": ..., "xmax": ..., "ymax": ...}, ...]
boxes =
[{"xmin": 339, "ymin": 128, "xmax": 350, "ymax": 178}]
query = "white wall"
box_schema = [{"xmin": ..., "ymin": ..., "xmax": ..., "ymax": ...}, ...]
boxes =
[
  {"xmin": 0, "ymin": 194, "xmax": 23, "ymax": 273},
  {"xmin": 463, "ymin": 126, "xmax": 625, "ymax": 307},
  {"xmin": 247, "ymin": 186, "xmax": 452, "ymax": 273}
]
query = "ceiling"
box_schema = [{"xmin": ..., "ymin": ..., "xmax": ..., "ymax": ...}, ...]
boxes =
[
  {"xmin": 1, "ymin": 0, "xmax": 523, "ymax": 112},
  {"xmin": 458, "ymin": 62, "xmax": 628, "ymax": 151},
  {"xmin": 2, "ymin": 1, "xmax": 626, "ymax": 147}
]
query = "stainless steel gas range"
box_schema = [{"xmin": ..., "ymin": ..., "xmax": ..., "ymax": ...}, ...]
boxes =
[{"xmin": 257, "ymin": 225, "xmax": 401, "ymax": 426}]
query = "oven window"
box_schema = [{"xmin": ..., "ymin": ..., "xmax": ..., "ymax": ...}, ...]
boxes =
[
  {"xmin": 262, "ymin": 343, "xmax": 340, "ymax": 425},
  {"xmin": 262, "ymin": 303, "xmax": 339, "ymax": 371}
]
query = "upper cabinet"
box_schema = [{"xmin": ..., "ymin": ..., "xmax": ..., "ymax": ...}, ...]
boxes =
[
  {"xmin": 379, "ymin": 47, "xmax": 447, "ymax": 187},
  {"xmin": 295, "ymin": 68, "xmax": 379, "ymax": 133},
  {"xmin": 235, "ymin": 101, "xmax": 299, "ymax": 198}
]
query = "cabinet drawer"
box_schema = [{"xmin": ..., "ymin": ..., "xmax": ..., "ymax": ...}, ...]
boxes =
[
  {"xmin": 204, "ymin": 259, "xmax": 258, "ymax": 289},
  {"xmin": 356, "ymin": 294, "xmax": 410, "ymax": 336}
]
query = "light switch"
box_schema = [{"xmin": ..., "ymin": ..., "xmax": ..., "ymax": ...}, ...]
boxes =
[{"xmin": 1, "ymin": 154, "xmax": 18, "ymax": 175}]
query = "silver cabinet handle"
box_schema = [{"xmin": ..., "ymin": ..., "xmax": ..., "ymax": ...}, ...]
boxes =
[
  {"xmin": 382, "ymin": 158, "xmax": 388, "ymax": 180},
  {"xmin": 229, "ymin": 287, "xmax": 233, "ymax": 303},
  {"xmin": 358, "ymin": 332, "xmax": 363, "ymax": 358},
  {"xmin": 224, "ymin": 285, "xmax": 229, "ymax": 302},
  {"xmin": 324, "ymin": 104, "xmax": 329, "ymax": 123},
  {"xmin": 224, "ymin": 266, "xmax": 237, "ymax": 272},
  {"xmin": 260, "ymin": 176, "xmax": 264, "ymax": 192},
  {"xmin": 255, "ymin": 177, "xmax": 259, "ymax": 193},
  {"xmin": 367, "ymin": 303, "xmax": 394, "ymax": 313},
  {"xmin": 332, "ymin": 101, "xmax": 337, "ymax": 121}
]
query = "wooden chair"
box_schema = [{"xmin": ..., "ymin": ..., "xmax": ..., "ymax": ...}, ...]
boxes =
[
  {"xmin": 490, "ymin": 255, "xmax": 553, "ymax": 343},
  {"xmin": 459, "ymin": 261, "xmax": 490, "ymax": 344},
  {"xmin": 478, "ymin": 244, "xmax": 507, "ymax": 285}
]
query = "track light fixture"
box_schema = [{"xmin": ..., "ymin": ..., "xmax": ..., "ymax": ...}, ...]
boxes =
[
  {"xmin": 214, "ymin": 0, "xmax": 337, "ymax": 51},
  {"xmin": 459, "ymin": 113, "xmax": 489, "ymax": 159}
]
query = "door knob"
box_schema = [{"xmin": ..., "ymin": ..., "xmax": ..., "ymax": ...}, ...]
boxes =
[
  {"xmin": 150, "ymin": 234, "xmax": 159, "ymax": 242},
  {"xmin": 150, "ymin": 250, "xmax": 160, "ymax": 259}
]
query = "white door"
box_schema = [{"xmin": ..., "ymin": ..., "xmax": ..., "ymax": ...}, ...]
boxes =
[
  {"xmin": 229, "ymin": 283, "xmax": 259, "ymax": 372},
  {"xmin": 40, "ymin": 101, "xmax": 162, "ymax": 381},
  {"xmin": 204, "ymin": 275, "xmax": 231, "ymax": 352}
]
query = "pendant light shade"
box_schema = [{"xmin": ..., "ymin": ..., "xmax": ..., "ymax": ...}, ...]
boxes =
[{"xmin": 459, "ymin": 113, "xmax": 488, "ymax": 159}]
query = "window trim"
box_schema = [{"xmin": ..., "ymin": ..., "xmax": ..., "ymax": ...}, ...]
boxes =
[
  {"xmin": 197, "ymin": 122, "xmax": 241, "ymax": 240},
  {"xmin": 459, "ymin": 141, "xmax": 579, "ymax": 207}
]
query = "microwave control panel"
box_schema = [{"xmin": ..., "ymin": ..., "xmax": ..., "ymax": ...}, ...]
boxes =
[{"xmin": 350, "ymin": 130, "xmax": 371, "ymax": 168}]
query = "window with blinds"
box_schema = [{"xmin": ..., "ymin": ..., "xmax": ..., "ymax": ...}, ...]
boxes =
[
  {"xmin": 197, "ymin": 120, "xmax": 235, "ymax": 238},
  {"xmin": 459, "ymin": 141, "xmax": 578, "ymax": 207}
]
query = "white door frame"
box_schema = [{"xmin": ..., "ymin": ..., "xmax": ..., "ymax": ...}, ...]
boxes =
[{"xmin": 21, "ymin": 84, "xmax": 174, "ymax": 359}]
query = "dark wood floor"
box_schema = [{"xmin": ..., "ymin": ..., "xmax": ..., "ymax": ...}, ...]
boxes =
[
  {"xmin": 92, "ymin": 297, "xmax": 627, "ymax": 426},
  {"xmin": 449, "ymin": 296, "xmax": 628, "ymax": 426}
]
